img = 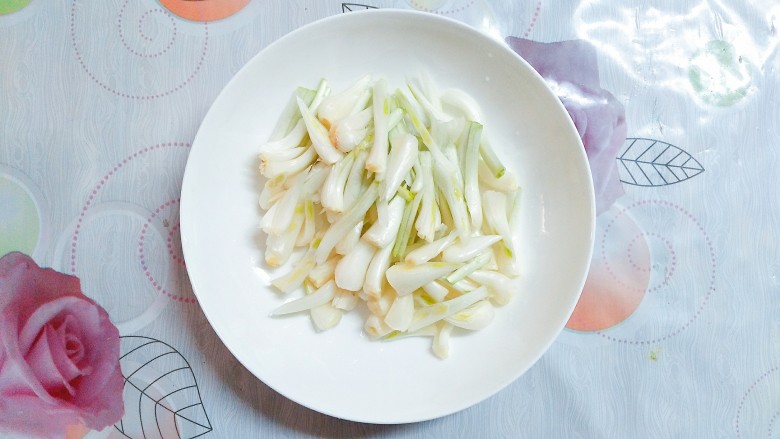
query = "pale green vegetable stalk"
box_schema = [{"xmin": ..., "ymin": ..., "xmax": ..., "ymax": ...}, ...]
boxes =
[
  {"xmin": 261, "ymin": 146, "xmax": 307, "ymax": 163},
  {"xmin": 265, "ymin": 207, "xmax": 304, "ymax": 267},
  {"xmin": 307, "ymin": 257, "xmax": 337, "ymax": 288},
  {"xmin": 259, "ymin": 175, "xmax": 286, "ymax": 210},
  {"xmin": 440, "ymin": 87, "xmax": 482, "ymax": 123},
  {"xmin": 342, "ymin": 148, "xmax": 369, "ymax": 210},
  {"xmin": 407, "ymin": 286, "xmax": 489, "ymax": 332},
  {"xmin": 445, "ymin": 251, "xmax": 492, "ymax": 283},
  {"xmin": 414, "ymin": 152, "xmax": 439, "ymax": 242},
  {"xmin": 386, "ymin": 262, "xmax": 459, "ymax": 296},
  {"xmin": 463, "ymin": 121, "xmax": 483, "ymax": 231},
  {"xmin": 432, "ymin": 322, "xmax": 454, "ymax": 359},
  {"xmin": 335, "ymin": 239, "xmax": 376, "ymax": 291},
  {"xmin": 482, "ymin": 190, "xmax": 514, "ymax": 257},
  {"xmin": 263, "ymin": 175, "xmax": 304, "ymax": 236},
  {"xmin": 363, "ymin": 196, "xmax": 405, "ymax": 248},
  {"xmin": 478, "ymin": 159, "xmax": 518, "ymax": 192},
  {"xmin": 367, "ymin": 289, "xmax": 394, "ymax": 316},
  {"xmin": 271, "ymin": 247, "xmax": 316, "ymax": 294},
  {"xmin": 271, "ymin": 280, "xmax": 336, "ymax": 316},
  {"xmin": 264, "ymin": 119, "xmax": 307, "ymax": 151},
  {"xmin": 364, "ymin": 243, "xmax": 393, "ymax": 298},
  {"xmin": 364, "ymin": 314, "xmax": 393, "ymax": 338},
  {"xmin": 407, "ymin": 80, "xmax": 452, "ymax": 123},
  {"xmin": 335, "ymin": 221, "xmax": 362, "ymax": 255},
  {"xmin": 366, "ymin": 78, "xmax": 389, "ymax": 175},
  {"xmin": 422, "ymin": 281, "xmax": 450, "ymax": 303},
  {"xmin": 310, "ymin": 303, "xmax": 342, "ymax": 331},
  {"xmin": 297, "ymin": 97, "xmax": 344, "ymax": 164},
  {"xmin": 269, "ymin": 86, "xmax": 317, "ymax": 141},
  {"xmin": 391, "ymin": 192, "xmax": 422, "ymax": 259},
  {"xmin": 320, "ymin": 148, "xmax": 356, "ymax": 213},
  {"xmin": 432, "ymin": 156, "xmax": 469, "ymax": 238},
  {"xmin": 405, "ymin": 231, "xmax": 457, "ymax": 265},
  {"xmin": 382, "ymin": 325, "xmax": 438, "ymax": 341},
  {"xmin": 467, "ymin": 270, "xmax": 514, "ymax": 305},
  {"xmin": 381, "ymin": 131, "xmax": 418, "ymax": 201},
  {"xmin": 332, "ymin": 288, "xmax": 359, "ymax": 311},
  {"xmin": 261, "ymin": 145, "xmax": 317, "ymax": 179},
  {"xmin": 442, "ymin": 235, "xmax": 501, "ymax": 263},
  {"xmin": 445, "ymin": 300, "xmax": 495, "ymax": 330},
  {"xmin": 295, "ymin": 199, "xmax": 316, "ymax": 247},
  {"xmin": 317, "ymin": 75, "xmax": 372, "ymax": 128},
  {"xmin": 384, "ymin": 293, "xmax": 415, "ymax": 331},
  {"xmin": 315, "ymin": 182, "xmax": 379, "ymax": 264},
  {"xmin": 479, "ymin": 137, "xmax": 506, "ymax": 179},
  {"xmin": 331, "ymin": 107, "xmax": 372, "ymax": 152}
]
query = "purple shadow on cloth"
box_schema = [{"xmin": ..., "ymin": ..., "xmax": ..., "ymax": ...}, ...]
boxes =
[{"xmin": 506, "ymin": 37, "xmax": 626, "ymax": 214}]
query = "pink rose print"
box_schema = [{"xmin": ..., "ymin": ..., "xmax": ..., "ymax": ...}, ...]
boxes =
[
  {"xmin": 506, "ymin": 37, "xmax": 627, "ymax": 214},
  {"xmin": 0, "ymin": 252, "xmax": 124, "ymax": 438}
]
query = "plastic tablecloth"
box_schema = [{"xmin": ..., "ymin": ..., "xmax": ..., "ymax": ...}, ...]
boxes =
[{"xmin": 1, "ymin": 1, "xmax": 779, "ymax": 438}]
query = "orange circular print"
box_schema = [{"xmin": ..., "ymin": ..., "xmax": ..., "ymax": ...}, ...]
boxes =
[{"xmin": 159, "ymin": 0, "xmax": 249, "ymax": 22}]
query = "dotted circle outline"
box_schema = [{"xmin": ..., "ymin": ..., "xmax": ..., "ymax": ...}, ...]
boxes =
[
  {"xmin": 522, "ymin": 1, "xmax": 541, "ymax": 38},
  {"xmin": 70, "ymin": 0, "xmax": 208, "ymax": 100},
  {"xmin": 768, "ymin": 409, "xmax": 780, "ymax": 438},
  {"xmin": 138, "ymin": 198, "xmax": 193, "ymax": 304},
  {"xmin": 606, "ymin": 230, "xmax": 676, "ymax": 293},
  {"xmin": 596, "ymin": 199, "xmax": 716, "ymax": 345},
  {"xmin": 118, "ymin": 3, "xmax": 177, "ymax": 58},
  {"xmin": 69, "ymin": 142, "xmax": 191, "ymax": 288},
  {"xmin": 735, "ymin": 364, "xmax": 780, "ymax": 438},
  {"xmin": 408, "ymin": 0, "xmax": 475, "ymax": 15}
]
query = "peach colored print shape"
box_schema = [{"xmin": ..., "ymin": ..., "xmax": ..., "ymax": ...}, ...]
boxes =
[
  {"xmin": 159, "ymin": 0, "xmax": 249, "ymax": 22},
  {"xmin": 567, "ymin": 205, "xmax": 651, "ymax": 331}
]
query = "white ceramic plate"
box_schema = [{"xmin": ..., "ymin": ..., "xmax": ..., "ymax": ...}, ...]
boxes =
[{"xmin": 181, "ymin": 10, "xmax": 595, "ymax": 424}]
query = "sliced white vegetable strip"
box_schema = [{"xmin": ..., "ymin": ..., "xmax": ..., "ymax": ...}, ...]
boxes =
[
  {"xmin": 386, "ymin": 262, "xmax": 458, "ymax": 296},
  {"xmin": 445, "ymin": 251, "xmax": 492, "ymax": 283},
  {"xmin": 478, "ymin": 159, "xmax": 518, "ymax": 192},
  {"xmin": 310, "ymin": 303, "xmax": 342, "ymax": 331},
  {"xmin": 331, "ymin": 107, "xmax": 372, "ymax": 152},
  {"xmin": 367, "ymin": 290, "xmax": 394, "ymax": 316},
  {"xmin": 381, "ymin": 132, "xmax": 418, "ymax": 201},
  {"xmin": 335, "ymin": 239, "xmax": 376, "ymax": 291},
  {"xmin": 391, "ymin": 192, "xmax": 422, "ymax": 258},
  {"xmin": 315, "ymin": 182, "xmax": 379, "ymax": 264},
  {"xmin": 265, "ymin": 175, "xmax": 305, "ymax": 236},
  {"xmin": 467, "ymin": 270, "xmax": 514, "ymax": 305},
  {"xmin": 364, "ymin": 243, "xmax": 392, "ymax": 299},
  {"xmin": 259, "ymin": 175, "xmax": 286, "ymax": 210},
  {"xmin": 386, "ymin": 108, "xmax": 404, "ymax": 131},
  {"xmin": 407, "ymin": 286, "xmax": 488, "ymax": 332},
  {"xmin": 410, "ymin": 158, "xmax": 424, "ymax": 194},
  {"xmin": 408, "ymin": 80, "xmax": 452, "ymax": 123},
  {"xmin": 508, "ymin": 188, "xmax": 523, "ymax": 246},
  {"xmin": 482, "ymin": 190, "xmax": 513, "ymax": 256},
  {"xmin": 463, "ymin": 122, "xmax": 483, "ymax": 231},
  {"xmin": 307, "ymin": 78, "xmax": 330, "ymax": 114},
  {"xmin": 332, "ymin": 289, "xmax": 359, "ymax": 311},
  {"xmin": 271, "ymin": 280, "xmax": 336, "ymax": 316},
  {"xmin": 383, "ymin": 325, "xmax": 437, "ymax": 340},
  {"xmin": 343, "ymin": 148, "xmax": 369, "ymax": 210},
  {"xmin": 320, "ymin": 151, "xmax": 356, "ymax": 213},
  {"xmin": 367, "ymin": 78, "xmax": 389, "ymax": 175},
  {"xmin": 445, "ymin": 300, "xmax": 495, "ymax": 330},
  {"xmin": 295, "ymin": 199, "xmax": 316, "ymax": 247},
  {"xmin": 271, "ymin": 248, "xmax": 315, "ymax": 294},
  {"xmin": 422, "ymin": 281, "xmax": 450, "ymax": 303},
  {"xmin": 261, "ymin": 146, "xmax": 307, "ymax": 163},
  {"xmin": 265, "ymin": 208, "xmax": 304, "ymax": 267},
  {"xmin": 432, "ymin": 322, "xmax": 454, "ymax": 359},
  {"xmin": 262, "ymin": 146, "xmax": 317, "ymax": 179},
  {"xmin": 363, "ymin": 196, "xmax": 404, "ymax": 248},
  {"xmin": 440, "ymin": 87, "xmax": 483, "ymax": 123},
  {"xmin": 308, "ymin": 257, "xmax": 338, "ymax": 288},
  {"xmin": 405, "ymin": 231, "xmax": 457, "ymax": 265},
  {"xmin": 384, "ymin": 293, "xmax": 415, "ymax": 331},
  {"xmin": 297, "ymin": 97, "xmax": 344, "ymax": 164},
  {"xmin": 480, "ymin": 137, "xmax": 506, "ymax": 179},
  {"xmin": 269, "ymin": 86, "xmax": 317, "ymax": 141},
  {"xmin": 441, "ymin": 235, "xmax": 501, "ymax": 263},
  {"xmin": 414, "ymin": 152, "xmax": 438, "ymax": 242},
  {"xmin": 264, "ymin": 119, "xmax": 307, "ymax": 151},
  {"xmin": 364, "ymin": 314, "xmax": 393, "ymax": 338},
  {"xmin": 302, "ymin": 162, "xmax": 331, "ymax": 197},
  {"xmin": 317, "ymin": 75, "xmax": 372, "ymax": 127},
  {"xmin": 432, "ymin": 156, "xmax": 469, "ymax": 238},
  {"xmin": 335, "ymin": 220, "xmax": 362, "ymax": 255},
  {"xmin": 494, "ymin": 241, "xmax": 521, "ymax": 278}
]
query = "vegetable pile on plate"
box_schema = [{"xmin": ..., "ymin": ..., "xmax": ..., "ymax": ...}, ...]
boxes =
[{"xmin": 258, "ymin": 74, "xmax": 522, "ymax": 359}]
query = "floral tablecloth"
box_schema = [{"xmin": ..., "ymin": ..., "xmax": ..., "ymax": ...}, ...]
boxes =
[{"xmin": 1, "ymin": 1, "xmax": 778, "ymax": 438}]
